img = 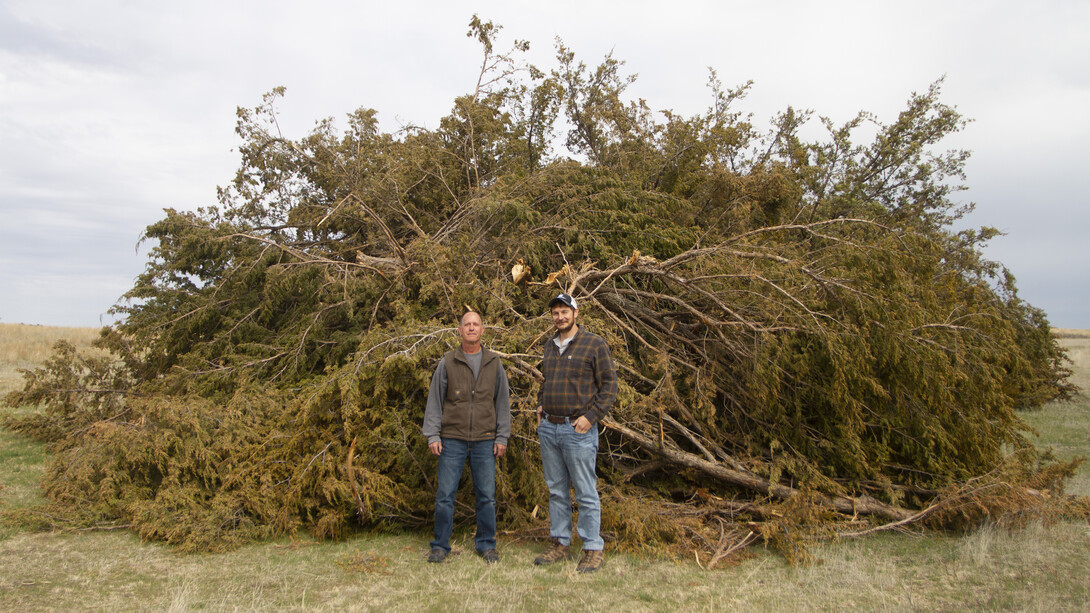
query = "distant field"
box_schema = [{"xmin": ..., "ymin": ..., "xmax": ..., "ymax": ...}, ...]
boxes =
[
  {"xmin": 0, "ymin": 323, "xmax": 102, "ymax": 396},
  {"xmin": 2, "ymin": 324, "xmax": 1089, "ymax": 611}
]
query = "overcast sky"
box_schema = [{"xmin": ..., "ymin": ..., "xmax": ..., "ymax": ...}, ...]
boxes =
[{"xmin": 2, "ymin": 0, "xmax": 1087, "ymax": 328}]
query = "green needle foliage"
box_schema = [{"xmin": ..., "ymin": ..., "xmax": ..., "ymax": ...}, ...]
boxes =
[{"xmin": 3, "ymin": 18, "xmax": 1081, "ymax": 557}]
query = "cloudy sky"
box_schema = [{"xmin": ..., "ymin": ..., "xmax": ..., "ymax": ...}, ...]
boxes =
[{"xmin": 1, "ymin": 0, "xmax": 1087, "ymax": 328}]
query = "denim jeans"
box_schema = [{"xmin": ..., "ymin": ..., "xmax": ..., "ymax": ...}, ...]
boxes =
[
  {"xmin": 536, "ymin": 419, "xmax": 603, "ymax": 550},
  {"xmin": 430, "ymin": 438, "xmax": 497, "ymax": 553}
]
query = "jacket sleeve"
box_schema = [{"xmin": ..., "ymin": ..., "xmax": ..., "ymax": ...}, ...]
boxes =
[
  {"xmin": 536, "ymin": 348, "xmax": 547, "ymax": 409},
  {"xmin": 583, "ymin": 338, "xmax": 618, "ymax": 425},
  {"xmin": 421, "ymin": 358, "xmax": 447, "ymax": 444},
  {"xmin": 494, "ymin": 363, "xmax": 512, "ymax": 446}
]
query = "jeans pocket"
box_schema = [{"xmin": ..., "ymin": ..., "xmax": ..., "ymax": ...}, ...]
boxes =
[{"xmin": 571, "ymin": 424, "xmax": 598, "ymax": 448}]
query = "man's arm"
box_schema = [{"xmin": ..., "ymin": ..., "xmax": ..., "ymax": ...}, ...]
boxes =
[
  {"xmin": 421, "ymin": 358, "xmax": 447, "ymax": 454},
  {"xmin": 536, "ymin": 349, "xmax": 547, "ymax": 410},
  {"xmin": 584, "ymin": 338, "xmax": 618, "ymax": 425},
  {"xmin": 536, "ymin": 346, "xmax": 549, "ymax": 425},
  {"xmin": 494, "ymin": 364, "xmax": 511, "ymax": 446}
]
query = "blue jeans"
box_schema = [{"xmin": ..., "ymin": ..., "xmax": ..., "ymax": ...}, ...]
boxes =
[
  {"xmin": 430, "ymin": 438, "xmax": 497, "ymax": 553},
  {"xmin": 537, "ymin": 419, "xmax": 603, "ymax": 550}
]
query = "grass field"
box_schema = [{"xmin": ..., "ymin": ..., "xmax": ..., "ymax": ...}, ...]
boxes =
[
  {"xmin": 1, "ymin": 324, "xmax": 1088, "ymax": 612},
  {"xmin": 0, "ymin": 323, "xmax": 101, "ymax": 395}
]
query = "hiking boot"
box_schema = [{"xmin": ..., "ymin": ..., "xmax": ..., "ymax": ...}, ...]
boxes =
[
  {"xmin": 576, "ymin": 549, "xmax": 604, "ymax": 573},
  {"xmin": 427, "ymin": 547, "xmax": 448, "ymax": 563},
  {"xmin": 532, "ymin": 540, "xmax": 571, "ymax": 566},
  {"xmin": 477, "ymin": 548, "xmax": 500, "ymax": 564}
]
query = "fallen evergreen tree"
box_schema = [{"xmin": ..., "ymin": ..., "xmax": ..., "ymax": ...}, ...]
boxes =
[{"xmin": 4, "ymin": 18, "xmax": 1083, "ymax": 561}]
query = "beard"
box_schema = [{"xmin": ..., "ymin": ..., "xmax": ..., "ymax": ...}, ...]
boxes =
[{"xmin": 554, "ymin": 316, "xmax": 576, "ymax": 334}]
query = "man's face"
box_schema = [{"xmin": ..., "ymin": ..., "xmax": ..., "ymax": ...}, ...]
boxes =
[
  {"xmin": 459, "ymin": 312, "xmax": 483, "ymax": 345},
  {"xmin": 551, "ymin": 305, "xmax": 577, "ymax": 334}
]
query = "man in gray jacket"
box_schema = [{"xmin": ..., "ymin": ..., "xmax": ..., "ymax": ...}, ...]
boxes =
[{"xmin": 422, "ymin": 311, "xmax": 511, "ymax": 564}]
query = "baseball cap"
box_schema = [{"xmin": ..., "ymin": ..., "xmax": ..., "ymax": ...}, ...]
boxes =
[{"xmin": 548, "ymin": 293, "xmax": 577, "ymax": 310}]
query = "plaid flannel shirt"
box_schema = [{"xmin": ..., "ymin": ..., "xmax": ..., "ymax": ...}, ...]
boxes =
[{"xmin": 537, "ymin": 327, "xmax": 617, "ymax": 425}]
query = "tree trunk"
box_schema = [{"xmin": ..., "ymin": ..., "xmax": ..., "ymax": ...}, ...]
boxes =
[{"xmin": 602, "ymin": 417, "xmax": 913, "ymax": 522}]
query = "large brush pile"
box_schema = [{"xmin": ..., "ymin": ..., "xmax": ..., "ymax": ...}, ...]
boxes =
[{"xmin": 4, "ymin": 20, "xmax": 1082, "ymax": 560}]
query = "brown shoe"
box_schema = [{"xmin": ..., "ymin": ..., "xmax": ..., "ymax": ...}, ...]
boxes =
[
  {"xmin": 533, "ymin": 540, "xmax": 571, "ymax": 566},
  {"xmin": 576, "ymin": 549, "xmax": 604, "ymax": 573}
]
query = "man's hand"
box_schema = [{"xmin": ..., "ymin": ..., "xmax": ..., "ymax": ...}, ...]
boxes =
[
  {"xmin": 536, "ymin": 405, "xmax": 544, "ymax": 426},
  {"xmin": 494, "ymin": 443, "xmax": 507, "ymax": 458},
  {"xmin": 573, "ymin": 415, "xmax": 592, "ymax": 434},
  {"xmin": 429, "ymin": 440, "xmax": 442, "ymax": 456}
]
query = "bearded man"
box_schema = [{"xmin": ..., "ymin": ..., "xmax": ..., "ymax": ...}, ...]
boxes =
[{"xmin": 533, "ymin": 293, "xmax": 617, "ymax": 573}]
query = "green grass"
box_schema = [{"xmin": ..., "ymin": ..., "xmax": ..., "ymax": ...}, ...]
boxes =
[
  {"xmin": 0, "ymin": 428, "xmax": 48, "ymax": 508},
  {"xmin": 2, "ymin": 333, "xmax": 1089, "ymax": 611},
  {"xmin": 1023, "ymin": 336, "xmax": 1090, "ymax": 498},
  {"xmin": 0, "ymin": 430, "xmax": 48, "ymax": 541}
]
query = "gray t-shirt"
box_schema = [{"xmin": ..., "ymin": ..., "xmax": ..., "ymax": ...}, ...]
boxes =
[
  {"xmin": 463, "ymin": 349, "xmax": 482, "ymax": 379},
  {"xmin": 552, "ymin": 335, "xmax": 574, "ymax": 355}
]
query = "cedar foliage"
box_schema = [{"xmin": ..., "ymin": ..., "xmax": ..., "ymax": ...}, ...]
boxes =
[{"xmin": 3, "ymin": 18, "xmax": 1082, "ymax": 557}]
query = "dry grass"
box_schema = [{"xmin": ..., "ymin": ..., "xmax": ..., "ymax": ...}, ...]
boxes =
[
  {"xmin": 2, "ymin": 523, "xmax": 1088, "ymax": 611},
  {"xmin": 1054, "ymin": 328, "xmax": 1090, "ymax": 340},
  {"xmin": 2, "ymin": 328, "xmax": 1089, "ymax": 611},
  {"xmin": 1023, "ymin": 334, "xmax": 1090, "ymax": 498},
  {"xmin": 0, "ymin": 323, "xmax": 102, "ymax": 396},
  {"xmin": 0, "ymin": 324, "xmax": 101, "ymax": 524},
  {"xmin": 1060, "ymin": 336, "xmax": 1090, "ymax": 392}
]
